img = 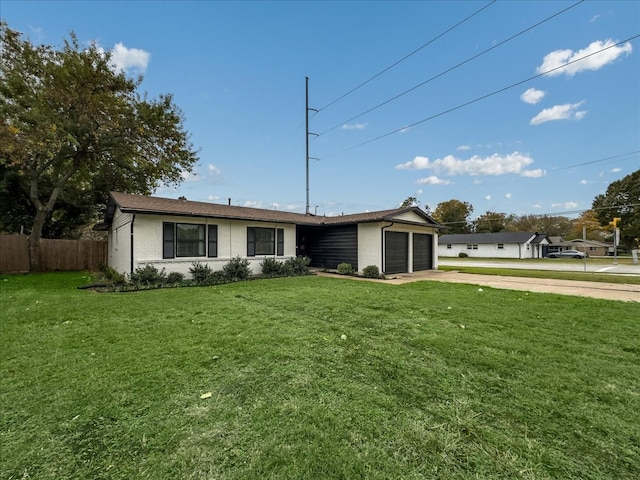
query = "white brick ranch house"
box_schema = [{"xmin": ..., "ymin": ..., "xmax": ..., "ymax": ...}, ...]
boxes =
[{"xmin": 98, "ymin": 192, "xmax": 442, "ymax": 277}]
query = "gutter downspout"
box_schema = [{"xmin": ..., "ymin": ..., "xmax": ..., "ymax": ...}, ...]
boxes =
[
  {"xmin": 130, "ymin": 214, "xmax": 135, "ymax": 275},
  {"xmin": 381, "ymin": 221, "xmax": 394, "ymax": 274}
]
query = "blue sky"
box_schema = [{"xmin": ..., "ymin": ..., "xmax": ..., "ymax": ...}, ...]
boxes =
[{"xmin": 3, "ymin": 0, "xmax": 639, "ymax": 219}]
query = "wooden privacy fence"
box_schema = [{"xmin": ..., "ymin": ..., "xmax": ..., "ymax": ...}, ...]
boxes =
[{"xmin": 0, "ymin": 235, "xmax": 107, "ymax": 273}]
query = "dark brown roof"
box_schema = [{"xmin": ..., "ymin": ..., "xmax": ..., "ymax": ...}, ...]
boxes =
[{"xmin": 99, "ymin": 192, "xmax": 441, "ymax": 228}]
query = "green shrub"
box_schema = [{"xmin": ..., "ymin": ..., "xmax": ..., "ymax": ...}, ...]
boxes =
[
  {"xmin": 458, "ymin": 252, "xmax": 469, "ymax": 258},
  {"xmin": 189, "ymin": 262, "xmax": 214, "ymax": 285},
  {"xmin": 131, "ymin": 264, "xmax": 167, "ymax": 285},
  {"xmin": 261, "ymin": 257, "xmax": 284, "ymax": 277},
  {"xmin": 362, "ymin": 265, "xmax": 380, "ymax": 279},
  {"xmin": 223, "ymin": 256, "xmax": 251, "ymax": 282},
  {"xmin": 209, "ymin": 270, "xmax": 228, "ymax": 285},
  {"xmin": 98, "ymin": 264, "xmax": 126, "ymax": 285},
  {"xmin": 261, "ymin": 256, "xmax": 311, "ymax": 278},
  {"xmin": 166, "ymin": 271, "xmax": 185, "ymax": 284},
  {"xmin": 337, "ymin": 263, "xmax": 354, "ymax": 275},
  {"xmin": 285, "ymin": 256, "xmax": 311, "ymax": 276}
]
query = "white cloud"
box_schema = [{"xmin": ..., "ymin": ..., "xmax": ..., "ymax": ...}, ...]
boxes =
[
  {"xmin": 530, "ymin": 102, "xmax": 586, "ymax": 125},
  {"xmin": 505, "ymin": 193, "xmax": 512, "ymax": 199},
  {"xmin": 416, "ymin": 176, "xmax": 451, "ymax": 185},
  {"xmin": 484, "ymin": 195, "xmax": 491, "ymax": 201},
  {"xmin": 207, "ymin": 164, "xmax": 221, "ymax": 175},
  {"xmin": 550, "ymin": 201, "xmax": 579, "ymax": 210},
  {"xmin": 397, "ymin": 156, "xmax": 430, "ymax": 170},
  {"xmin": 533, "ymin": 203, "xmax": 542, "ymax": 209},
  {"xmin": 342, "ymin": 123, "xmax": 368, "ymax": 130},
  {"xmin": 110, "ymin": 42, "xmax": 150, "ymax": 74},
  {"xmin": 180, "ymin": 169, "xmax": 198, "ymax": 182},
  {"xmin": 580, "ymin": 179, "xmax": 588, "ymax": 185},
  {"xmin": 416, "ymin": 189, "xmax": 423, "ymax": 195},
  {"xmin": 521, "ymin": 88, "xmax": 546, "ymax": 104},
  {"xmin": 207, "ymin": 195, "xmax": 221, "ymax": 201},
  {"xmin": 243, "ymin": 200, "xmax": 263, "ymax": 208},
  {"xmin": 536, "ymin": 39, "xmax": 632, "ymax": 77},
  {"xmin": 396, "ymin": 152, "xmax": 537, "ymax": 177},
  {"xmin": 575, "ymin": 111, "xmax": 587, "ymax": 121},
  {"xmin": 521, "ymin": 168, "xmax": 547, "ymax": 178},
  {"xmin": 457, "ymin": 145, "xmax": 471, "ymax": 151},
  {"xmin": 610, "ymin": 167, "xmax": 621, "ymax": 173}
]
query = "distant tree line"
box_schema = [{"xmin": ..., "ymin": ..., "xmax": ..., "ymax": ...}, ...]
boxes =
[{"xmin": 403, "ymin": 168, "xmax": 640, "ymax": 251}]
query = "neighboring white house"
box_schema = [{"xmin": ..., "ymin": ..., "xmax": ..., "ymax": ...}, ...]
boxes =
[
  {"xmin": 97, "ymin": 192, "xmax": 442, "ymax": 277},
  {"xmin": 438, "ymin": 232, "xmax": 550, "ymax": 259}
]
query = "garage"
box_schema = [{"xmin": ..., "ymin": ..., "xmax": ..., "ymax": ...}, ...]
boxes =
[
  {"xmin": 384, "ymin": 231, "xmax": 408, "ymax": 274},
  {"xmin": 413, "ymin": 233, "xmax": 434, "ymax": 271}
]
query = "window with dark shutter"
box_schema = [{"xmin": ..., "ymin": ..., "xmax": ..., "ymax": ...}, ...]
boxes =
[
  {"xmin": 176, "ymin": 224, "xmax": 205, "ymax": 257},
  {"xmin": 247, "ymin": 227, "xmax": 278, "ymax": 256},
  {"xmin": 247, "ymin": 227, "xmax": 256, "ymax": 256},
  {"xmin": 277, "ymin": 228, "xmax": 284, "ymax": 256},
  {"xmin": 163, "ymin": 222, "xmax": 175, "ymax": 259},
  {"xmin": 208, "ymin": 225, "xmax": 218, "ymax": 257}
]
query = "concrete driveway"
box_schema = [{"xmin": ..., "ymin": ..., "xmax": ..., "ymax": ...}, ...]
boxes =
[
  {"xmin": 439, "ymin": 258, "xmax": 640, "ymax": 275},
  {"xmin": 317, "ymin": 270, "xmax": 640, "ymax": 302},
  {"xmin": 383, "ymin": 270, "xmax": 640, "ymax": 303}
]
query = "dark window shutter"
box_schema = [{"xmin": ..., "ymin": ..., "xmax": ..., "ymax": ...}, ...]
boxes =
[
  {"xmin": 247, "ymin": 227, "xmax": 256, "ymax": 257},
  {"xmin": 277, "ymin": 228, "xmax": 284, "ymax": 256},
  {"xmin": 163, "ymin": 222, "xmax": 175, "ymax": 259},
  {"xmin": 208, "ymin": 225, "xmax": 218, "ymax": 257}
]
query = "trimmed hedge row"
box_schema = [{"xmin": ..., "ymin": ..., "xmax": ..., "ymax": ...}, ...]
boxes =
[{"xmin": 95, "ymin": 256, "xmax": 312, "ymax": 291}]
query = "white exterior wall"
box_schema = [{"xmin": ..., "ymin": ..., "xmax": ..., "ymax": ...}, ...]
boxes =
[
  {"xmin": 108, "ymin": 208, "xmax": 133, "ymax": 274},
  {"xmin": 357, "ymin": 223, "xmax": 381, "ymax": 272},
  {"xmin": 112, "ymin": 213, "xmax": 296, "ymax": 277}
]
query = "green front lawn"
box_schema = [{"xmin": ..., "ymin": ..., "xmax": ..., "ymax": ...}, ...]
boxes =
[{"xmin": 1, "ymin": 273, "xmax": 638, "ymax": 479}]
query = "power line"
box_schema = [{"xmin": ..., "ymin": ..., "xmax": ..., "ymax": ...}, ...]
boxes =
[
  {"xmin": 553, "ymin": 150, "xmax": 640, "ymax": 171},
  {"xmin": 315, "ymin": 0, "xmax": 497, "ymax": 113},
  {"xmin": 322, "ymin": 34, "xmax": 640, "ymax": 159},
  {"xmin": 317, "ymin": 0, "xmax": 584, "ymax": 137}
]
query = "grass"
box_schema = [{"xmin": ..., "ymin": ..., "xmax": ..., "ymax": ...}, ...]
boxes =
[{"xmin": 1, "ymin": 272, "xmax": 639, "ymax": 479}]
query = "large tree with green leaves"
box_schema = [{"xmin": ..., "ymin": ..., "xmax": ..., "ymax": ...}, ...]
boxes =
[
  {"xmin": 592, "ymin": 169, "xmax": 640, "ymax": 251},
  {"xmin": 503, "ymin": 214, "xmax": 573, "ymax": 237},
  {"xmin": 570, "ymin": 209, "xmax": 606, "ymax": 241},
  {"xmin": 433, "ymin": 199, "xmax": 473, "ymax": 234},
  {"xmin": 473, "ymin": 211, "xmax": 508, "ymax": 233},
  {"xmin": 0, "ymin": 23, "xmax": 199, "ymax": 270}
]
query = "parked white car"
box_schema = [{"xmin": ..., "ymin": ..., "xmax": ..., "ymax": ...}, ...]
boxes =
[{"xmin": 547, "ymin": 250, "xmax": 588, "ymax": 259}]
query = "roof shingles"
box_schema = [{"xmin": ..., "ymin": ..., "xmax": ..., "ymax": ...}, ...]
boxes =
[{"xmin": 104, "ymin": 192, "xmax": 440, "ymax": 228}]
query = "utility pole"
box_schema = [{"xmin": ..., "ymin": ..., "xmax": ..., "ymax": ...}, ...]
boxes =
[
  {"xmin": 305, "ymin": 77, "xmax": 318, "ymax": 215},
  {"xmin": 609, "ymin": 217, "xmax": 621, "ymax": 264}
]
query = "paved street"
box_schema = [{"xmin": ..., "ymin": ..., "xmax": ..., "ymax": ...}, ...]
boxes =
[{"xmin": 438, "ymin": 258, "xmax": 640, "ymax": 276}]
